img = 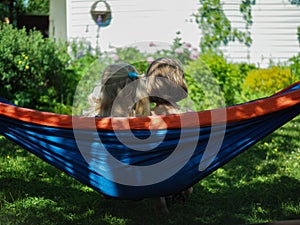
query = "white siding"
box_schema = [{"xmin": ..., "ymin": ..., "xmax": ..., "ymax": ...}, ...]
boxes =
[
  {"xmin": 67, "ymin": 0, "xmax": 200, "ymax": 51},
  {"xmin": 250, "ymin": 0, "xmax": 300, "ymax": 66},
  {"xmin": 50, "ymin": 0, "xmax": 300, "ymax": 66},
  {"xmin": 222, "ymin": 0, "xmax": 300, "ymax": 66},
  {"xmin": 49, "ymin": 0, "xmax": 68, "ymax": 41}
]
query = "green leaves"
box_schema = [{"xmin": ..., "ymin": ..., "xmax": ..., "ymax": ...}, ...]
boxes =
[
  {"xmin": 25, "ymin": 0, "xmax": 49, "ymax": 14},
  {"xmin": 185, "ymin": 52, "xmax": 254, "ymax": 110},
  {"xmin": 289, "ymin": 0, "xmax": 300, "ymax": 5},
  {"xmin": 0, "ymin": 24, "xmax": 70, "ymax": 111},
  {"xmin": 195, "ymin": 0, "xmax": 254, "ymax": 52}
]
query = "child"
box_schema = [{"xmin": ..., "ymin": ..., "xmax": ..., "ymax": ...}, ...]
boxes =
[
  {"xmin": 146, "ymin": 57, "xmax": 188, "ymax": 115},
  {"xmin": 85, "ymin": 63, "xmax": 149, "ymax": 117},
  {"xmin": 146, "ymin": 57, "xmax": 193, "ymax": 215}
]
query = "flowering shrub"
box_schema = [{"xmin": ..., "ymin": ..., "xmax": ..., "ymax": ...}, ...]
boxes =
[
  {"xmin": 0, "ymin": 24, "xmax": 72, "ymax": 112},
  {"xmin": 153, "ymin": 32, "xmax": 200, "ymax": 66},
  {"xmin": 242, "ymin": 66, "xmax": 297, "ymax": 98},
  {"xmin": 103, "ymin": 32, "xmax": 200, "ymax": 69}
]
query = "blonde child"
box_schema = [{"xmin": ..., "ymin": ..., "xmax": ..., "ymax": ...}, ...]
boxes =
[
  {"xmin": 146, "ymin": 57, "xmax": 193, "ymax": 215},
  {"xmin": 85, "ymin": 63, "xmax": 149, "ymax": 117}
]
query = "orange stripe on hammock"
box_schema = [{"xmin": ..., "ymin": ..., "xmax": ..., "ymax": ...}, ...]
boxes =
[{"xmin": 0, "ymin": 87, "xmax": 300, "ymax": 130}]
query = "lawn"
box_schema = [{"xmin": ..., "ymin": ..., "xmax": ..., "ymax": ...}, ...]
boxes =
[{"xmin": 0, "ymin": 116, "xmax": 300, "ymax": 225}]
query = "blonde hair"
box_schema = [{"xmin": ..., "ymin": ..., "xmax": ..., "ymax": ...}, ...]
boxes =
[
  {"xmin": 86, "ymin": 63, "xmax": 150, "ymax": 117},
  {"xmin": 146, "ymin": 58, "xmax": 188, "ymax": 105}
]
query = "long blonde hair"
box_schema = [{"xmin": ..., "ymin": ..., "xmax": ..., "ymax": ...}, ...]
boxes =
[
  {"xmin": 146, "ymin": 58, "xmax": 188, "ymax": 105},
  {"xmin": 86, "ymin": 63, "xmax": 150, "ymax": 117}
]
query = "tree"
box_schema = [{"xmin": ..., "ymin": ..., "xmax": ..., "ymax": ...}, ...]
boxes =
[
  {"xmin": 289, "ymin": 0, "xmax": 300, "ymax": 5},
  {"xmin": 0, "ymin": 0, "xmax": 49, "ymax": 23},
  {"xmin": 25, "ymin": 0, "xmax": 49, "ymax": 14},
  {"xmin": 0, "ymin": 0, "xmax": 25, "ymax": 25},
  {"xmin": 194, "ymin": 0, "xmax": 255, "ymax": 53},
  {"xmin": 288, "ymin": 0, "xmax": 300, "ymax": 45}
]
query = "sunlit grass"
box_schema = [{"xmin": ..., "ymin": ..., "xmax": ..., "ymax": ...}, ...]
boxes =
[{"xmin": 0, "ymin": 117, "xmax": 299, "ymax": 225}]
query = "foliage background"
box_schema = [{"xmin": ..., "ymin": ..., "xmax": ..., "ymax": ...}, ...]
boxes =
[{"xmin": 0, "ymin": 1, "xmax": 300, "ymax": 224}]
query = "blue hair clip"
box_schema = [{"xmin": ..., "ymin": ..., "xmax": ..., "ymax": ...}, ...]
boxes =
[{"xmin": 128, "ymin": 72, "xmax": 139, "ymax": 79}]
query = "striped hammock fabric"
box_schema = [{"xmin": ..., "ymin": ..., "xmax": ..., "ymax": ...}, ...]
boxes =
[{"xmin": 0, "ymin": 81, "xmax": 300, "ymax": 199}]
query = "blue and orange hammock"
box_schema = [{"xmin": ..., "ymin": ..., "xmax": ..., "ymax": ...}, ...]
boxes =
[{"xmin": 0, "ymin": 82, "xmax": 300, "ymax": 199}]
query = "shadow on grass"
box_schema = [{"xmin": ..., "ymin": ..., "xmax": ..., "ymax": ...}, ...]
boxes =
[{"xmin": 0, "ymin": 166, "xmax": 299, "ymax": 225}]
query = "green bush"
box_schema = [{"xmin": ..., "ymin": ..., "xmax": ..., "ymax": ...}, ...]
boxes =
[
  {"xmin": 0, "ymin": 26, "xmax": 103, "ymax": 114},
  {"xmin": 202, "ymin": 52, "xmax": 255, "ymax": 105},
  {"xmin": 0, "ymin": 24, "xmax": 71, "ymax": 112},
  {"xmin": 65, "ymin": 39, "xmax": 105, "ymax": 115},
  {"xmin": 185, "ymin": 52, "xmax": 254, "ymax": 110},
  {"xmin": 184, "ymin": 58, "xmax": 216, "ymax": 111},
  {"xmin": 113, "ymin": 46, "xmax": 149, "ymax": 75},
  {"xmin": 289, "ymin": 53, "xmax": 300, "ymax": 81},
  {"xmin": 242, "ymin": 66, "xmax": 297, "ymax": 98}
]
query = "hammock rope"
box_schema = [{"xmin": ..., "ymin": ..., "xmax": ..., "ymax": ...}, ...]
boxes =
[{"xmin": 0, "ymin": 81, "xmax": 300, "ymax": 199}]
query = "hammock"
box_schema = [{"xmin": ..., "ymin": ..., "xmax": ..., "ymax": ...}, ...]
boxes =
[{"xmin": 0, "ymin": 81, "xmax": 300, "ymax": 199}]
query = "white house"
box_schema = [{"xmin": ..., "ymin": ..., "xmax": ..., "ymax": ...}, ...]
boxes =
[
  {"xmin": 49, "ymin": 0, "xmax": 300, "ymax": 66},
  {"xmin": 222, "ymin": 0, "xmax": 300, "ymax": 66}
]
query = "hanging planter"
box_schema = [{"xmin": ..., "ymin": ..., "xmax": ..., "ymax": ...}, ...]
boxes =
[{"xmin": 90, "ymin": 0, "xmax": 112, "ymax": 28}]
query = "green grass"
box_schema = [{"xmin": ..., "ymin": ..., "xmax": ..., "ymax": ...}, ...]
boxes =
[{"xmin": 0, "ymin": 117, "xmax": 300, "ymax": 225}]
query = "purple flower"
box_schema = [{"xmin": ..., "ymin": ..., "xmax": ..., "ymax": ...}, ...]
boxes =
[
  {"xmin": 149, "ymin": 42, "xmax": 156, "ymax": 47},
  {"xmin": 147, "ymin": 56, "xmax": 154, "ymax": 64},
  {"xmin": 111, "ymin": 54, "xmax": 120, "ymax": 62},
  {"xmin": 184, "ymin": 42, "xmax": 192, "ymax": 49},
  {"xmin": 76, "ymin": 51, "xmax": 85, "ymax": 59},
  {"xmin": 189, "ymin": 49, "xmax": 200, "ymax": 60},
  {"xmin": 175, "ymin": 47, "xmax": 184, "ymax": 54}
]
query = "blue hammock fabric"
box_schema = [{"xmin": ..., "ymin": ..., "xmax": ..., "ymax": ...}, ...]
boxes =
[{"xmin": 0, "ymin": 82, "xmax": 300, "ymax": 199}]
